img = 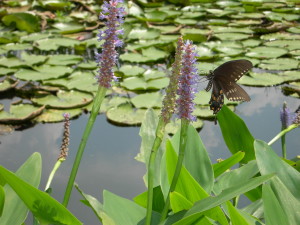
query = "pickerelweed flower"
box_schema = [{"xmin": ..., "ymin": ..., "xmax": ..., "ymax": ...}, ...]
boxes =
[
  {"xmin": 161, "ymin": 37, "xmax": 184, "ymax": 123},
  {"xmin": 176, "ymin": 40, "xmax": 199, "ymax": 122},
  {"xmin": 95, "ymin": 0, "xmax": 125, "ymax": 88},
  {"xmin": 280, "ymin": 102, "xmax": 294, "ymax": 129},
  {"xmin": 58, "ymin": 113, "xmax": 70, "ymax": 161}
]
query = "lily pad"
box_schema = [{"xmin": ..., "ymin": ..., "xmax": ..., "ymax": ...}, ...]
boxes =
[
  {"xmin": 2, "ymin": 13, "xmax": 40, "ymax": 33},
  {"xmin": 118, "ymin": 65, "xmax": 146, "ymax": 77},
  {"xmin": 20, "ymin": 52, "xmax": 49, "ymax": 66},
  {"xmin": 31, "ymin": 90, "xmax": 93, "ymax": 109},
  {"xmin": 34, "ymin": 38, "xmax": 80, "ymax": 51},
  {"xmin": 165, "ymin": 118, "xmax": 204, "ymax": 134},
  {"xmin": 127, "ymin": 27, "xmax": 161, "ymax": 40},
  {"xmin": 259, "ymin": 58, "xmax": 299, "ymax": 70},
  {"xmin": 46, "ymin": 54, "xmax": 83, "ymax": 66},
  {"xmin": 0, "ymin": 57, "xmax": 28, "ymax": 68},
  {"xmin": 0, "ymin": 67, "xmax": 17, "ymax": 76},
  {"xmin": 43, "ymin": 71, "xmax": 98, "ymax": 93},
  {"xmin": 106, "ymin": 103, "xmax": 152, "ymax": 126},
  {"xmin": 15, "ymin": 65, "xmax": 73, "ymax": 81},
  {"xmin": 238, "ymin": 72, "xmax": 285, "ymax": 86},
  {"xmin": 120, "ymin": 47, "xmax": 168, "ymax": 63},
  {"xmin": 246, "ymin": 46, "xmax": 288, "ymax": 59},
  {"xmin": 0, "ymin": 103, "xmax": 45, "ymax": 124},
  {"xmin": 1, "ymin": 43, "xmax": 32, "ymax": 51},
  {"xmin": 143, "ymin": 69, "xmax": 166, "ymax": 81},
  {"xmin": 131, "ymin": 92, "xmax": 163, "ymax": 108},
  {"xmin": 76, "ymin": 61, "xmax": 97, "ymax": 70},
  {"xmin": 0, "ymin": 78, "xmax": 18, "ymax": 92},
  {"xmin": 21, "ymin": 33, "xmax": 52, "ymax": 42},
  {"xmin": 214, "ymin": 33, "xmax": 250, "ymax": 41},
  {"xmin": 122, "ymin": 77, "xmax": 169, "ymax": 91},
  {"xmin": 196, "ymin": 46, "xmax": 216, "ymax": 60},
  {"xmin": 260, "ymin": 32, "xmax": 300, "ymax": 41},
  {"xmin": 52, "ymin": 22, "xmax": 85, "ymax": 34},
  {"xmin": 264, "ymin": 40, "xmax": 300, "ymax": 51},
  {"xmin": 34, "ymin": 108, "xmax": 82, "ymax": 123}
]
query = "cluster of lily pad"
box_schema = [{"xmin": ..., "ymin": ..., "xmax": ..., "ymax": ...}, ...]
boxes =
[{"xmin": 0, "ymin": 0, "xmax": 299, "ymax": 130}]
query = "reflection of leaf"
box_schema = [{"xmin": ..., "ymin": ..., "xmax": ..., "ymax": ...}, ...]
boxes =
[{"xmin": 2, "ymin": 13, "xmax": 40, "ymax": 33}]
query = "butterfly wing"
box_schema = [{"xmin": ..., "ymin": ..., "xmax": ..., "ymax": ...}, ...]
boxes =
[
  {"xmin": 209, "ymin": 80, "xmax": 224, "ymax": 114},
  {"xmin": 220, "ymin": 81, "xmax": 251, "ymax": 102},
  {"xmin": 213, "ymin": 59, "xmax": 253, "ymax": 83}
]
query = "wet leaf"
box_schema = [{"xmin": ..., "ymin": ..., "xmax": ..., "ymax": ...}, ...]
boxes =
[
  {"xmin": 246, "ymin": 46, "xmax": 288, "ymax": 59},
  {"xmin": 214, "ymin": 33, "xmax": 250, "ymax": 41},
  {"xmin": 127, "ymin": 27, "xmax": 160, "ymax": 40},
  {"xmin": 34, "ymin": 38, "xmax": 80, "ymax": 51},
  {"xmin": 0, "ymin": 78, "xmax": 18, "ymax": 92},
  {"xmin": 46, "ymin": 54, "xmax": 82, "ymax": 66},
  {"xmin": 259, "ymin": 58, "xmax": 299, "ymax": 70},
  {"xmin": 118, "ymin": 65, "xmax": 146, "ymax": 77},
  {"xmin": 131, "ymin": 92, "xmax": 163, "ymax": 108},
  {"xmin": 2, "ymin": 13, "xmax": 40, "ymax": 33},
  {"xmin": 34, "ymin": 108, "xmax": 82, "ymax": 123}
]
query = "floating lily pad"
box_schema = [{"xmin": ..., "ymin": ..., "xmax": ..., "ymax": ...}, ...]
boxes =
[
  {"xmin": 206, "ymin": 9, "xmax": 235, "ymax": 17},
  {"xmin": 106, "ymin": 103, "xmax": 150, "ymax": 126},
  {"xmin": 0, "ymin": 103, "xmax": 45, "ymax": 124},
  {"xmin": 209, "ymin": 26, "xmax": 253, "ymax": 34},
  {"xmin": 214, "ymin": 46, "xmax": 244, "ymax": 57},
  {"xmin": 260, "ymin": 32, "xmax": 300, "ymax": 41},
  {"xmin": 131, "ymin": 92, "xmax": 163, "ymax": 108},
  {"xmin": 20, "ymin": 52, "xmax": 49, "ymax": 66},
  {"xmin": 180, "ymin": 28, "xmax": 208, "ymax": 43},
  {"xmin": 118, "ymin": 65, "xmax": 146, "ymax": 77},
  {"xmin": 259, "ymin": 58, "xmax": 299, "ymax": 70},
  {"xmin": 2, "ymin": 13, "xmax": 40, "ymax": 33},
  {"xmin": 165, "ymin": 118, "xmax": 203, "ymax": 134},
  {"xmin": 39, "ymin": 0, "xmax": 72, "ymax": 10},
  {"xmin": 214, "ymin": 32, "xmax": 250, "ymax": 41},
  {"xmin": 143, "ymin": 69, "xmax": 166, "ymax": 81},
  {"xmin": 46, "ymin": 54, "xmax": 83, "ymax": 66},
  {"xmin": 239, "ymin": 72, "xmax": 285, "ymax": 86},
  {"xmin": 0, "ymin": 57, "xmax": 28, "ymax": 68},
  {"xmin": 246, "ymin": 46, "xmax": 288, "ymax": 59},
  {"xmin": 174, "ymin": 18, "xmax": 198, "ymax": 25},
  {"xmin": 193, "ymin": 106, "xmax": 215, "ymax": 118},
  {"xmin": 264, "ymin": 40, "xmax": 300, "ymax": 51},
  {"xmin": 139, "ymin": 11, "xmax": 168, "ymax": 22},
  {"xmin": 122, "ymin": 77, "xmax": 169, "ymax": 90},
  {"xmin": 34, "ymin": 108, "xmax": 82, "ymax": 123},
  {"xmin": 34, "ymin": 38, "xmax": 80, "ymax": 51},
  {"xmin": 282, "ymin": 82, "xmax": 300, "ymax": 98},
  {"xmin": 127, "ymin": 27, "xmax": 161, "ymax": 40},
  {"xmin": 21, "ymin": 32, "xmax": 52, "ymax": 42},
  {"xmin": 31, "ymin": 90, "xmax": 93, "ymax": 109},
  {"xmin": 77, "ymin": 61, "xmax": 97, "ymax": 70},
  {"xmin": 0, "ymin": 78, "xmax": 18, "ymax": 92},
  {"xmin": 1, "ymin": 43, "xmax": 32, "ymax": 51},
  {"xmin": 0, "ymin": 32, "xmax": 20, "ymax": 44},
  {"xmin": 120, "ymin": 47, "xmax": 168, "ymax": 63},
  {"xmin": 242, "ymin": 39, "xmax": 261, "ymax": 47},
  {"xmin": 0, "ymin": 67, "xmax": 17, "ymax": 76},
  {"xmin": 196, "ymin": 46, "xmax": 216, "ymax": 60},
  {"xmin": 43, "ymin": 71, "xmax": 98, "ymax": 93},
  {"xmin": 15, "ymin": 65, "xmax": 73, "ymax": 81},
  {"xmin": 52, "ymin": 22, "xmax": 85, "ymax": 34}
]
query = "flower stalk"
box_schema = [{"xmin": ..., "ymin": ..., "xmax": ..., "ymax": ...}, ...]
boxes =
[
  {"xmin": 145, "ymin": 37, "xmax": 184, "ymax": 225},
  {"xmin": 62, "ymin": 0, "xmax": 124, "ymax": 207}
]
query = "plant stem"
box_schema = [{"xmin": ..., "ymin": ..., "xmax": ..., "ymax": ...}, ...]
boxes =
[
  {"xmin": 145, "ymin": 119, "xmax": 166, "ymax": 225},
  {"xmin": 62, "ymin": 86, "xmax": 107, "ymax": 207},
  {"xmin": 45, "ymin": 160, "xmax": 63, "ymax": 191},
  {"xmin": 281, "ymin": 134, "xmax": 286, "ymax": 159},
  {"xmin": 160, "ymin": 119, "xmax": 189, "ymax": 222},
  {"xmin": 268, "ymin": 124, "xmax": 298, "ymax": 146}
]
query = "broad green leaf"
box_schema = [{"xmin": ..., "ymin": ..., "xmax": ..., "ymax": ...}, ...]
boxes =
[
  {"xmin": 170, "ymin": 192, "xmax": 193, "ymax": 213},
  {"xmin": 170, "ymin": 125, "xmax": 214, "ymax": 193},
  {"xmin": 214, "ymin": 33, "xmax": 250, "ymax": 41},
  {"xmin": 0, "ymin": 78, "xmax": 18, "ymax": 92},
  {"xmin": 259, "ymin": 58, "xmax": 299, "ymax": 70},
  {"xmin": 2, "ymin": 13, "xmax": 40, "ymax": 33},
  {"xmin": 213, "ymin": 151, "xmax": 245, "ymax": 178},
  {"xmin": 181, "ymin": 174, "xmax": 274, "ymax": 221},
  {"xmin": 246, "ymin": 46, "xmax": 288, "ymax": 59},
  {"xmin": 165, "ymin": 119, "xmax": 203, "ymax": 135},
  {"xmin": 0, "ymin": 57, "xmax": 27, "ymax": 68},
  {"xmin": 127, "ymin": 27, "xmax": 161, "ymax": 40},
  {"xmin": 0, "ymin": 185, "xmax": 4, "ymax": 216},
  {"xmin": 241, "ymin": 199, "xmax": 263, "ymax": 220},
  {"xmin": 34, "ymin": 108, "xmax": 82, "ymax": 123},
  {"xmin": 213, "ymin": 160, "xmax": 259, "ymax": 195},
  {"xmin": 262, "ymin": 184, "xmax": 289, "ymax": 225},
  {"xmin": 75, "ymin": 185, "xmax": 103, "ymax": 222},
  {"xmin": 103, "ymin": 190, "xmax": 160, "ymax": 225},
  {"xmin": 0, "ymin": 153, "xmax": 41, "ymax": 225},
  {"xmin": 218, "ymin": 105, "xmax": 255, "ymax": 163},
  {"xmin": 34, "ymin": 38, "xmax": 79, "ymax": 51},
  {"xmin": 226, "ymin": 201, "xmax": 251, "ymax": 225},
  {"xmin": 46, "ymin": 55, "xmax": 82, "ymax": 66},
  {"xmin": 165, "ymin": 140, "xmax": 228, "ymax": 225},
  {"xmin": 118, "ymin": 65, "xmax": 146, "ymax": 77},
  {"xmin": 0, "ymin": 164, "xmax": 82, "ymax": 224},
  {"xmin": 52, "ymin": 22, "xmax": 85, "ymax": 34},
  {"xmin": 254, "ymin": 140, "xmax": 300, "ymax": 200},
  {"xmin": 268, "ymin": 177, "xmax": 300, "ymax": 225},
  {"xmin": 173, "ymin": 214, "xmax": 213, "ymax": 225},
  {"xmin": 133, "ymin": 186, "xmax": 165, "ymax": 213}
]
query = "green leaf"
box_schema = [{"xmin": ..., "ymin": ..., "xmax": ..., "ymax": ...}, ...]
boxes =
[
  {"xmin": 181, "ymin": 174, "xmax": 274, "ymax": 221},
  {"xmin": 213, "ymin": 151, "xmax": 245, "ymax": 178},
  {"xmin": 170, "ymin": 125, "xmax": 214, "ymax": 193},
  {"xmin": 0, "ymin": 163, "xmax": 82, "ymax": 224},
  {"xmin": 52, "ymin": 22, "xmax": 85, "ymax": 34},
  {"xmin": 165, "ymin": 140, "xmax": 228, "ymax": 225},
  {"xmin": 127, "ymin": 27, "xmax": 161, "ymax": 40},
  {"xmin": 31, "ymin": 90, "xmax": 93, "ymax": 109},
  {"xmin": 170, "ymin": 192, "xmax": 193, "ymax": 213},
  {"xmin": 226, "ymin": 201, "xmax": 251, "ymax": 225},
  {"xmin": 262, "ymin": 183, "xmax": 289, "ymax": 225},
  {"xmin": 0, "ymin": 185, "xmax": 4, "ymax": 216},
  {"xmin": 2, "ymin": 13, "xmax": 40, "ymax": 33},
  {"xmin": 103, "ymin": 190, "xmax": 160, "ymax": 225},
  {"xmin": 246, "ymin": 46, "xmax": 288, "ymax": 59},
  {"xmin": 75, "ymin": 185, "xmax": 103, "ymax": 222},
  {"xmin": 34, "ymin": 108, "xmax": 82, "ymax": 123},
  {"xmin": 218, "ymin": 105, "xmax": 255, "ymax": 163},
  {"xmin": 131, "ymin": 92, "xmax": 163, "ymax": 108},
  {"xmin": 254, "ymin": 140, "xmax": 300, "ymax": 200},
  {"xmin": 0, "ymin": 153, "xmax": 41, "ymax": 225}
]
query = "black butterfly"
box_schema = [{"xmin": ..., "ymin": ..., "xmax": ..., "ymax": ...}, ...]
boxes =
[{"xmin": 205, "ymin": 59, "xmax": 253, "ymax": 115}]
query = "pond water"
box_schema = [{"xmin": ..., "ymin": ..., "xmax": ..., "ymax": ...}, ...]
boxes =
[{"xmin": 0, "ymin": 85, "xmax": 299, "ymax": 224}]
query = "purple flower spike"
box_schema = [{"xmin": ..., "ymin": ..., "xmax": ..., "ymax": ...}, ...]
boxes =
[
  {"xmin": 96, "ymin": 0, "xmax": 125, "ymax": 88},
  {"xmin": 176, "ymin": 40, "xmax": 199, "ymax": 122},
  {"xmin": 280, "ymin": 102, "xmax": 294, "ymax": 129}
]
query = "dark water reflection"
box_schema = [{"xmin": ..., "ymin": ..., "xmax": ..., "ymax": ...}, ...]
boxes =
[{"xmin": 0, "ymin": 86, "xmax": 299, "ymax": 224}]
